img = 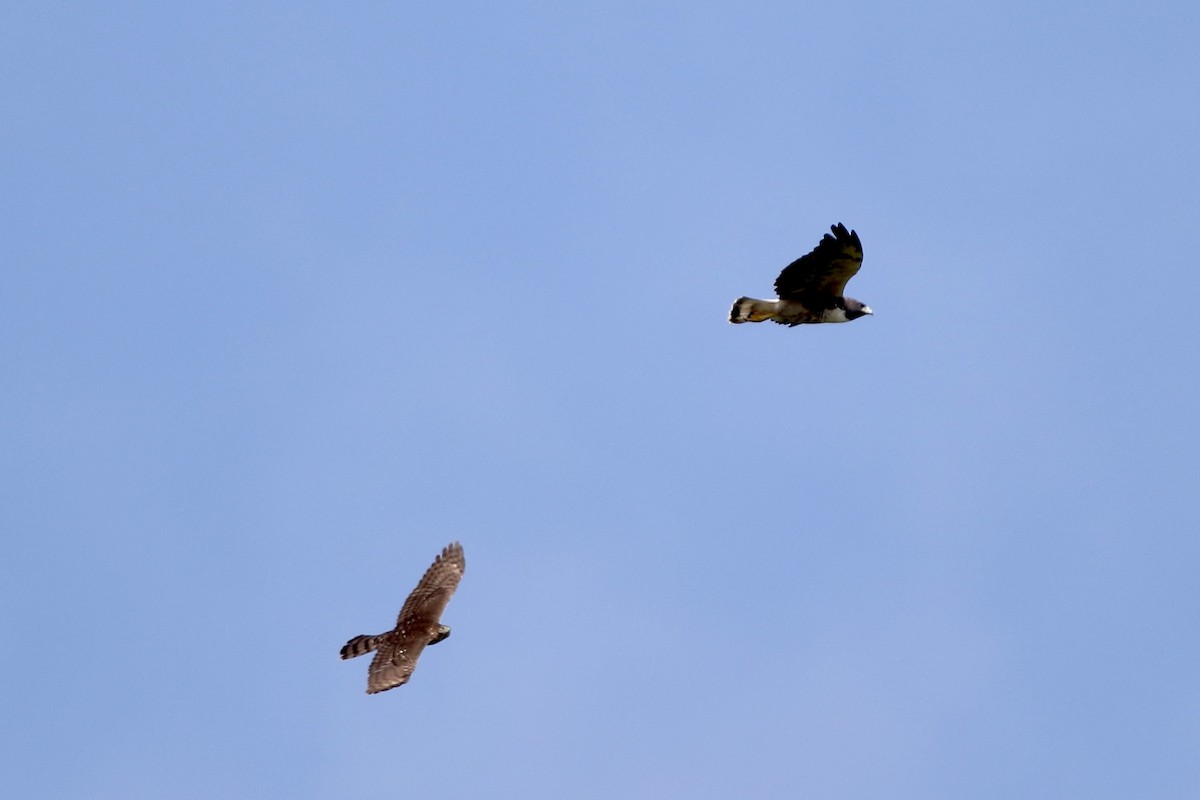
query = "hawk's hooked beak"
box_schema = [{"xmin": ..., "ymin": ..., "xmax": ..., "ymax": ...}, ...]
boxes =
[{"xmin": 862, "ymin": 305, "xmax": 874, "ymax": 316}]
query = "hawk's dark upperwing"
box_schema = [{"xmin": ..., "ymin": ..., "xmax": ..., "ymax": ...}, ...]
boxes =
[{"xmin": 773, "ymin": 223, "xmax": 864, "ymax": 300}]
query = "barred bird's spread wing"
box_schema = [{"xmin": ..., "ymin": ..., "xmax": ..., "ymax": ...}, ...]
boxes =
[
  {"xmin": 365, "ymin": 634, "xmax": 430, "ymax": 694},
  {"xmin": 773, "ymin": 223, "xmax": 863, "ymax": 301},
  {"xmin": 393, "ymin": 541, "xmax": 465, "ymax": 633}
]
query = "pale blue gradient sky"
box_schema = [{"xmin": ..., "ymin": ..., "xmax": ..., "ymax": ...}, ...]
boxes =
[{"xmin": 3, "ymin": 3, "xmax": 1199, "ymax": 798}]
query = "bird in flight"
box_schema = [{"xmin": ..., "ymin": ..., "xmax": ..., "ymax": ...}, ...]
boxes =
[
  {"xmin": 729, "ymin": 223, "xmax": 873, "ymax": 326},
  {"xmin": 340, "ymin": 542, "xmax": 465, "ymax": 694}
]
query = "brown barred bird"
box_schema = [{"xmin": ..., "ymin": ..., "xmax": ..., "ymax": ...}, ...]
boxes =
[
  {"xmin": 729, "ymin": 223, "xmax": 873, "ymax": 326},
  {"xmin": 340, "ymin": 542, "xmax": 465, "ymax": 694}
]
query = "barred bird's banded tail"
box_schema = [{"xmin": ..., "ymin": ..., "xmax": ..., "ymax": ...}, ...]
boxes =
[{"xmin": 340, "ymin": 635, "xmax": 378, "ymax": 660}]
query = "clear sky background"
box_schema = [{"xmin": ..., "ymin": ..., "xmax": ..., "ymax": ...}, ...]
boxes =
[{"xmin": 3, "ymin": 3, "xmax": 1199, "ymax": 798}]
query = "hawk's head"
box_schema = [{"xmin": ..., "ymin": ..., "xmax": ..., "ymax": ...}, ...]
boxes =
[
  {"xmin": 844, "ymin": 297, "xmax": 873, "ymax": 320},
  {"xmin": 429, "ymin": 624, "xmax": 451, "ymax": 645}
]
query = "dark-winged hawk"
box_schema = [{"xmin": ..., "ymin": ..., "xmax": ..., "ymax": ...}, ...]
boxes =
[
  {"xmin": 729, "ymin": 223, "xmax": 873, "ymax": 326},
  {"xmin": 340, "ymin": 542, "xmax": 465, "ymax": 694}
]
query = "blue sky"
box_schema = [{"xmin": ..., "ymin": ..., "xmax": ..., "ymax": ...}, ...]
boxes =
[{"xmin": 3, "ymin": 2, "xmax": 1199, "ymax": 797}]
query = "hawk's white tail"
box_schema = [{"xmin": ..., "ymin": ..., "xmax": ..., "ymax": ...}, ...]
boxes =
[{"xmin": 729, "ymin": 297, "xmax": 777, "ymax": 324}]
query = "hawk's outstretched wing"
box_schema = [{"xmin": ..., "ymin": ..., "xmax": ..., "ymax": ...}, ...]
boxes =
[{"xmin": 773, "ymin": 223, "xmax": 863, "ymax": 300}]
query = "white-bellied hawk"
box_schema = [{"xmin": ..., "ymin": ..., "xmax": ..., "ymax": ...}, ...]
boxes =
[{"xmin": 729, "ymin": 223, "xmax": 873, "ymax": 326}]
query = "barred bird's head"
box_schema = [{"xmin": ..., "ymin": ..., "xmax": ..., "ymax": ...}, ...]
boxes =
[{"xmin": 429, "ymin": 624, "xmax": 451, "ymax": 645}]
